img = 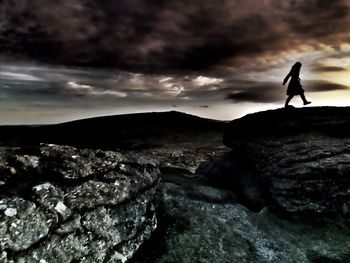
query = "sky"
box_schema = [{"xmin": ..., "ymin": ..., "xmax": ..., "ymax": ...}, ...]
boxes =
[{"xmin": 0, "ymin": 0, "xmax": 350, "ymax": 124}]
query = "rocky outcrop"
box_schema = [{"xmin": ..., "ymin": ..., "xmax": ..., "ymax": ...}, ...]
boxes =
[
  {"xmin": 130, "ymin": 107, "xmax": 350, "ymax": 263},
  {"xmin": 202, "ymin": 107, "xmax": 350, "ymax": 216},
  {"xmin": 0, "ymin": 144, "xmax": 160, "ymax": 263},
  {"xmin": 131, "ymin": 177, "xmax": 350, "ymax": 263},
  {"xmin": 2, "ymin": 107, "xmax": 349, "ymax": 263}
]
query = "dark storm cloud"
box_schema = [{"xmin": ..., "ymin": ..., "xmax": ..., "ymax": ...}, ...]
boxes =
[
  {"xmin": 226, "ymin": 83, "xmax": 284, "ymax": 103},
  {"xmin": 225, "ymin": 79, "xmax": 349, "ymax": 103},
  {"xmin": 227, "ymin": 91, "xmax": 282, "ymax": 103},
  {"xmin": 1, "ymin": 62, "xmax": 347, "ymax": 109},
  {"xmin": 304, "ymin": 80, "xmax": 349, "ymax": 92},
  {"xmin": 0, "ymin": 64, "xmax": 194, "ymax": 107},
  {"xmin": 312, "ymin": 66, "xmax": 347, "ymax": 72},
  {"xmin": 310, "ymin": 63, "xmax": 347, "ymax": 73},
  {"xmin": 0, "ymin": 0, "xmax": 350, "ymax": 72}
]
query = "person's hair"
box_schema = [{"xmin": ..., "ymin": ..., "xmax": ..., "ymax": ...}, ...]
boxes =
[{"xmin": 291, "ymin": 61, "xmax": 302, "ymax": 73}]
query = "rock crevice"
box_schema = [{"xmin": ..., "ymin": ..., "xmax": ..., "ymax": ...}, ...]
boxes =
[{"xmin": 0, "ymin": 144, "xmax": 160, "ymax": 263}]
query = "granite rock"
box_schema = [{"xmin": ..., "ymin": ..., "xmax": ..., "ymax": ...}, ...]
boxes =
[
  {"xmin": 0, "ymin": 144, "xmax": 159, "ymax": 263},
  {"xmin": 202, "ymin": 107, "xmax": 350, "ymax": 216}
]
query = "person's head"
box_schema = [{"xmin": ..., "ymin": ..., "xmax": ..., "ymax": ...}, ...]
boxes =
[
  {"xmin": 291, "ymin": 61, "xmax": 302, "ymax": 74},
  {"xmin": 292, "ymin": 62, "xmax": 302, "ymax": 70}
]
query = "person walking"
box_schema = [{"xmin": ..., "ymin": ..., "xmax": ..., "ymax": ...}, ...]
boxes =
[{"xmin": 283, "ymin": 62, "xmax": 311, "ymax": 107}]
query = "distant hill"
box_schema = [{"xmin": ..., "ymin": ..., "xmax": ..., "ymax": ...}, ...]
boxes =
[{"xmin": 0, "ymin": 111, "xmax": 226, "ymax": 150}]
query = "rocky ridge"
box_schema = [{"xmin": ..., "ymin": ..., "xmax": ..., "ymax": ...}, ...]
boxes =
[
  {"xmin": 132, "ymin": 107, "xmax": 350, "ymax": 263},
  {"xmin": 205, "ymin": 107, "xmax": 350, "ymax": 216},
  {"xmin": 1, "ymin": 107, "xmax": 350, "ymax": 263},
  {"xmin": 0, "ymin": 144, "xmax": 160, "ymax": 263}
]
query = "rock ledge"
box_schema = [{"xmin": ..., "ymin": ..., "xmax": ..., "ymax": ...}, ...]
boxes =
[{"xmin": 205, "ymin": 107, "xmax": 350, "ymax": 216}]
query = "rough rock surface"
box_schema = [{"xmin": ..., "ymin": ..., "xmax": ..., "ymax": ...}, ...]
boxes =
[
  {"xmin": 202, "ymin": 107, "xmax": 350, "ymax": 216},
  {"xmin": 129, "ymin": 107, "xmax": 350, "ymax": 263},
  {"xmin": 131, "ymin": 178, "xmax": 350, "ymax": 263},
  {"xmin": 0, "ymin": 144, "xmax": 159, "ymax": 263},
  {"xmin": 139, "ymin": 145, "xmax": 228, "ymax": 175}
]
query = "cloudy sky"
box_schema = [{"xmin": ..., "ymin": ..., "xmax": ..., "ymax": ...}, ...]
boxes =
[{"xmin": 0, "ymin": 0, "xmax": 349, "ymax": 124}]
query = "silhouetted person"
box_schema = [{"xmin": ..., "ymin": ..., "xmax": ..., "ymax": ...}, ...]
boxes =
[{"xmin": 283, "ymin": 62, "xmax": 311, "ymax": 107}]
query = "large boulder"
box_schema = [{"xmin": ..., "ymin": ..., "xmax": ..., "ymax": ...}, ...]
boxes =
[
  {"xmin": 0, "ymin": 144, "xmax": 160, "ymax": 263},
  {"xmin": 202, "ymin": 107, "xmax": 350, "ymax": 216}
]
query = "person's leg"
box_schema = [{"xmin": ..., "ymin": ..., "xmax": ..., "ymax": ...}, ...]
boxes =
[
  {"xmin": 285, "ymin": 95, "xmax": 294, "ymax": 107},
  {"xmin": 300, "ymin": 93, "xmax": 311, "ymax": 105}
]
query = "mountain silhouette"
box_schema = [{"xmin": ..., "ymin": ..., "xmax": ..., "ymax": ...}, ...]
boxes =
[{"xmin": 0, "ymin": 111, "xmax": 225, "ymax": 150}]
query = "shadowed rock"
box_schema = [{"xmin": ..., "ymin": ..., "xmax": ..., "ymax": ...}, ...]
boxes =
[
  {"xmin": 224, "ymin": 107, "xmax": 350, "ymax": 145},
  {"xmin": 131, "ymin": 168, "xmax": 350, "ymax": 263},
  {"xmin": 0, "ymin": 144, "xmax": 160, "ymax": 263},
  {"xmin": 203, "ymin": 107, "xmax": 350, "ymax": 216},
  {"xmin": 130, "ymin": 107, "xmax": 350, "ymax": 263}
]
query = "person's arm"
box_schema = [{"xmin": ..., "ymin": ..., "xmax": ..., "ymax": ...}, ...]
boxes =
[{"xmin": 283, "ymin": 72, "xmax": 291, "ymax": 86}]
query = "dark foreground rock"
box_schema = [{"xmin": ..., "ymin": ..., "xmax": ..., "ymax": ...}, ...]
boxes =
[
  {"xmin": 131, "ymin": 179, "xmax": 350, "ymax": 263},
  {"xmin": 130, "ymin": 107, "xmax": 350, "ymax": 263},
  {"xmin": 0, "ymin": 144, "xmax": 160, "ymax": 263},
  {"xmin": 202, "ymin": 107, "xmax": 350, "ymax": 216},
  {"xmin": 2, "ymin": 107, "xmax": 350, "ymax": 263}
]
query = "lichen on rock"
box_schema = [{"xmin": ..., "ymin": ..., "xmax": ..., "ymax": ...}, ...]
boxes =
[{"xmin": 0, "ymin": 144, "xmax": 160, "ymax": 263}]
